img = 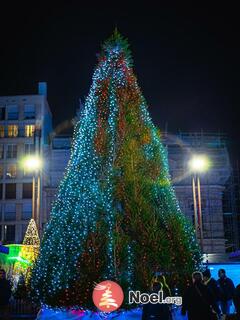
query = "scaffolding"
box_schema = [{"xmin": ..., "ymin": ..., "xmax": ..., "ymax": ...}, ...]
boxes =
[
  {"xmin": 162, "ymin": 130, "xmax": 239, "ymax": 253},
  {"xmin": 223, "ymin": 161, "xmax": 240, "ymax": 251}
]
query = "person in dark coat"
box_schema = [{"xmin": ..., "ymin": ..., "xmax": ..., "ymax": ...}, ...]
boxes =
[
  {"xmin": 0, "ymin": 268, "xmax": 12, "ymax": 318},
  {"xmin": 181, "ymin": 271, "xmax": 219, "ymax": 320},
  {"xmin": 233, "ymin": 284, "xmax": 240, "ymax": 318},
  {"xmin": 142, "ymin": 281, "xmax": 171, "ymax": 320},
  {"xmin": 203, "ymin": 268, "xmax": 221, "ymax": 315},
  {"xmin": 217, "ymin": 268, "xmax": 235, "ymax": 315}
]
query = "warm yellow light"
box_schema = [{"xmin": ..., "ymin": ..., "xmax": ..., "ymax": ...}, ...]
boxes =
[
  {"xmin": 189, "ymin": 155, "xmax": 210, "ymax": 173},
  {"xmin": 22, "ymin": 156, "xmax": 42, "ymax": 171}
]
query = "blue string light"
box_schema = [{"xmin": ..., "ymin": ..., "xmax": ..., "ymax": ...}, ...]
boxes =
[{"xmin": 31, "ymin": 31, "xmax": 201, "ymax": 308}]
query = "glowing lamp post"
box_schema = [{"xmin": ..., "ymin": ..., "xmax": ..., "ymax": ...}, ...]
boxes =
[
  {"xmin": 189, "ymin": 155, "xmax": 210, "ymax": 253},
  {"xmin": 22, "ymin": 156, "xmax": 42, "ymax": 235},
  {"xmin": 24, "ymin": 156, "xmax": 42, "ymax": 172}
]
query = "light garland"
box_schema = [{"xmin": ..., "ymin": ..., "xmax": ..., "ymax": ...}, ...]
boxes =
[
  {"xmin": 23, "ymin": 218, "xmax": 40, "ymax": 246},
  {"xmin": 31, "ymin": 31, "xmax": 201, "ymax": 308}
]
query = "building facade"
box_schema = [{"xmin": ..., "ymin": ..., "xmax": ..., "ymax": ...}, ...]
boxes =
[
  {"xmin": 0, "ymin": 83, "xmax": 52, "ymax": 243},
  {"xmin": 0, "ymin": 87, "xmax": 238, "ymax": 254},
  {"xmin": 222, "ymin": 162, "xmax": 240, "ymax": 251},
  {"xmin": 162, "ymin": 132, "xmax": 232, "ymax": 253},
  {"xmin": 43, "ymin": 131, "xmax": 236, "ymax": 254}
]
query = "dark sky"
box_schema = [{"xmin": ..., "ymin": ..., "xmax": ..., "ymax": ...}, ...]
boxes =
[{"xmin": 0, "ymin": 2, "xmax": 239, "ymax": 160}]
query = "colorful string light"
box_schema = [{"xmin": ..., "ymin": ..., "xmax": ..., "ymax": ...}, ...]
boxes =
[{"xmin": 31, "ymin": 30, "xmax": 201, "ymax": 309}]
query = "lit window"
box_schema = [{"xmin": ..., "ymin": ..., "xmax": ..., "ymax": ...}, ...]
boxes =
[
  {"xmin": 8, "ymin": 125, "xmax": 18, "ymax": 137},
  {"xmin": 0, "ymin": 125, "xmax": 4, "ymax": 138},
  {"xmin": 7, "ymin": 105, "xmax": 18, "ymax": 120},
  {"xmin": 24, "ymin": 104, "xmax": 35, "ymax": 119},
  {"xmin": 25, "ymin": 125, "xmax": 35, "ymax": 137},
  {"xmin": 6, "ymin": 164, "xmax": 17, "ymax": 179},
  {"xmin": 7, "ymin": 144, "xmax": 17, "ymax": 158}
]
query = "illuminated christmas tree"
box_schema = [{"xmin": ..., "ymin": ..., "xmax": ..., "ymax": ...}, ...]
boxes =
[
  {"xmin": 31, "ymin": 31, "xmax": 201, "ymax": 308},
  {"xmin": 23, "ymin": 219, "xmax": 40, "ymax": 246},
  {"xmin": 21, "ymin": 219, "xmax": 40, "ymax": 283}
]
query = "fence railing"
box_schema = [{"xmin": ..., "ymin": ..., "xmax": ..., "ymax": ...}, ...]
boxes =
[{"xmin": 0, "ymin": 298, "xmax": 40, "ymax": 318}]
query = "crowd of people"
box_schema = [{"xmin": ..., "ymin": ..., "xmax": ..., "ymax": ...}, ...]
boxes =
[
  {"xmin": 1, "ymin": 266, "xmax": 240, "ymax": 319},
  {"xmin": 142, "ymin": 269, "xmax": 240, "ymax": 320},
  {"xmin": 181, "ymin": 269, "xmax": 239, "ymax": 320}
]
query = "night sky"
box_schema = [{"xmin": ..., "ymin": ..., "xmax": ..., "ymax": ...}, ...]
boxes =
[{"xmin": 0, "ymin": 2, "xmax": 239, "ymax": 160}]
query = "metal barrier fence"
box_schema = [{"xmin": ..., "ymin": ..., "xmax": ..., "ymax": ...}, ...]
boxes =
[{"xmin": 0, "ymin": 298, "xmax": 39, "ymax": 319}]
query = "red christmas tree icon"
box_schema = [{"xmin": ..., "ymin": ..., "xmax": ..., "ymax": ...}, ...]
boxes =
[
  {"xmin": 99, "ymin": 283, "xmax": 118, "ymax": 309},
  {"xmin": 93, "ymin": 280, "xmax": 124, "ymax": 312}
]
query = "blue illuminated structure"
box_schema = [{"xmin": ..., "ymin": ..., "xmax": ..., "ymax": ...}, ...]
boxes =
[{"xmin": 0, "ymin": 242, "xmax": 9, "ymax": 254}]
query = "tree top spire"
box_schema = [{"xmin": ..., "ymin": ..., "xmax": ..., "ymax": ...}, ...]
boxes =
[{"xmin": 101, "ymin": 30, "xmax": 133, "ymax": 65}]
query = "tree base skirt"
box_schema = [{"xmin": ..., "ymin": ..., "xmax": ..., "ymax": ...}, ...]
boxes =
[
  {"xmin": 36, "ymin": 307, "xmax": 143, "ymax": 319},
  {"xmin": 36, "ymin": 306, "xmax": 185, "ymax": 319}
]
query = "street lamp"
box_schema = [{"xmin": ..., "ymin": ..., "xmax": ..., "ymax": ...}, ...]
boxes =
[
  {"xmin": 21, "ymin": 155, "xmax": 42, "ymax": 235},
  {"xmin": 189, "ymin": 155, "xmax": 210, "ymax": 173},
  {"xmin": 189, "ymin": 155, "xmax": 210, "ymax": 252},
  {"xmin": 23, "ymin": 156, "xmax": 42, "ymax": 172}
]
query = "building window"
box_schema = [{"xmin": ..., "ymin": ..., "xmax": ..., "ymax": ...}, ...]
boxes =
[
  {"xmin": 24, "ymin": 144, "xmax": 35, "ymax": 155},
  {"xmin": 24, "ymin": 104, "xmax": 35, "ymax": 119},
  {"xmin": 0, "ymin": 125, "xmax": 4, "ymax": 138},
  {"xmin": 4, "ymin": 204, "xmax": 16, "ymax": 221},
  {"xmin": 6, "ymin": 164, "xmax": 17, "ymax": 179},
  {"xmin": 7, "ymin": 105, "xmax": 19, "ymax": 120},
  {"xmin": 0, "ymin": 144, "xmax": 4, "ymax": 159},
  {"xmin": 0, "ymin": 107, "xmax": 5, "ymax": 120},
  {"xmin": 21, "ymin": 224, "xmax": 27, "ymax": 241},
  {"xmin": 25, "ymin": 125, "xmax": 35, "ymax": 137},
  {"xmin": 7, "ymin": 144, "xmax": 17, "ymax": 158},
  {"xmin": 22, "ymin": 203, "xmax": 32, "ymax": 220},
  {"xmin": 4, "ymin": 225, "xmax": 15, "ymax": 242},
  {"xmin": 22, "ymin": 183, "xmax": 32, "ymax": 199},
  {"xmin": 8, "ymin": 125, "xmax": 18, "ymax": 137},
  {"xmin": 5, "ymin": 183, "xmax": 16, "ymax": 199},
  {"xmin": 0, "ymin": 165, "xmax": 3, "ymax": 179},
  {"xmin": 53, "ymin": 138, "xmax": 71, "ymax": 150},
  {"xmin": 0, "ymin": 184, "xmax": 2, "ymax": 199}
]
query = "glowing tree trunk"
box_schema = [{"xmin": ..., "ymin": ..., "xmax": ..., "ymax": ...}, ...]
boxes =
[{"xmin": 31, "ymin": 31, "xmax": 201, "ymax": 308}]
